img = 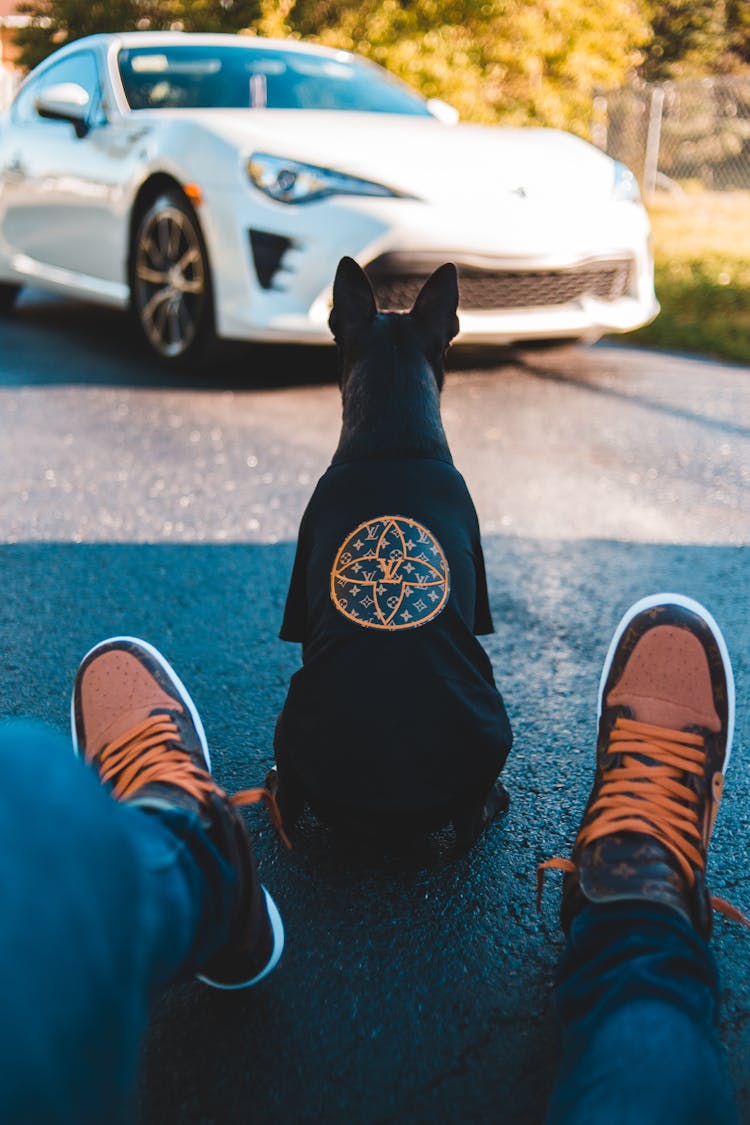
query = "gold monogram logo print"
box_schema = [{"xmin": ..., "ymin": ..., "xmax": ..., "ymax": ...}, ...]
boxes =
[{"xmin": 330, "ymin": 515, "xmax": 450, "ymax": 630}]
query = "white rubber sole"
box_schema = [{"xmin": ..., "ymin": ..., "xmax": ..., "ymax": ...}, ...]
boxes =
[
  {"xmin": 197, "ymin": 885, "xmax": 285, "ymax": 991},
  {"xmin": 597, "ymin": 592, "xmax": 735, "ymax": 770},
  {"xmin": 70, "ymin": 635, "xmax": 211, "ymax": 772}
]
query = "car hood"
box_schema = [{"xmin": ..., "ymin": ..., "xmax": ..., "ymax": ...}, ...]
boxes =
[{"xmin": 149, "ymin": 109, "xmax": 617, "ymax": 203}]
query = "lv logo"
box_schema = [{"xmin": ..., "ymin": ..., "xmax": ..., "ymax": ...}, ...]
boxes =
[{"xmin": 330, "ymin": 515, "xmax": 450, "ymax": 631}]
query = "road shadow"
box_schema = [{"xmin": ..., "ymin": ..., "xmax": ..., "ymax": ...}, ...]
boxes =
[
  {"xmin": 2, "ymin": 290, "xmax": 526, "ymax": 391},
  {"xmin": 515, "ymin": 347, "xmax": 750, "ymax": 441},
  {"xmin": 3, "ymin": 291, "xmax": 338, "ymax": 391},
  {"xmin": 2, "ymin": 536, "xmax": 750, "ymax": 1123}
]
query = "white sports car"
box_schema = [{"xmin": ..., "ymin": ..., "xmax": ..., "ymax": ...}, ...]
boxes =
[{"xmin": 0, "ymin": 31, "xmax": 658, "ymax": 365}]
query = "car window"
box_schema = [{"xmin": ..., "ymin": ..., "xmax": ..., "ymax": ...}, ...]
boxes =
[
  {"xmin": 12, "ymin": 50, "xmax": 102, "ymax": 126},
  {"xmin": 117, "ymin": 45, "xmax": 432, "ymax": 116}
]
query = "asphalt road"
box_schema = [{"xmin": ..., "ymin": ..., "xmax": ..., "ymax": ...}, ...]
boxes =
[{"xmin": 2, "ymin": 291, "xmax": 750, "ymax": 1123}]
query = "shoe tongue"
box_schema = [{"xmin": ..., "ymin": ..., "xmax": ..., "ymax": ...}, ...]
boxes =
[
  {"xmin": 80, "ymin": 650, "xmax": 185, "ymax": 758},
  {"xmin": 606, "ymin": 626, "xmax": 721, "ymax": 732}
]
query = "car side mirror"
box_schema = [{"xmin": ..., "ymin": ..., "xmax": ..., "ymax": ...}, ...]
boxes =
[
  {"xmin": 426, "ymin": 98, "xmax": 459, "ymax": 125},
  {"xmin": 35, "ymin": 83, "xmax": 91, "ymax": 138}
]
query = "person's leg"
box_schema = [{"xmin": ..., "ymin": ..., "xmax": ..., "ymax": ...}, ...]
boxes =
[
  {"xmin": 538, "ymin": 594, "xmax": 743, "ymax": 1125},
  {"xmin": 548, "ymin": 903, "xmax": 736, "ymax": 1125},
  {"xmin": 1, "ymin": 637, "xmax": 283, "ymax": 1125},
  {"xmin": 0, "ymin": 720, "xmax": 204, "ymax": 1123}
]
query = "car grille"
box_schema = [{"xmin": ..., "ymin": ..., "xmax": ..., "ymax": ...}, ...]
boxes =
[{"xmin": 366, "ymin": 260, "xmax": 634, "ymax": 312}]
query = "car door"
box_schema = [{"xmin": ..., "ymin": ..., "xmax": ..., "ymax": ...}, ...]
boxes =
[{"xmin": 0, "ymin": 48, "xmax": 131, "ymax": 293}]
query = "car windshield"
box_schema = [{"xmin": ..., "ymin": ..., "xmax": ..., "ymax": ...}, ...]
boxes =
[{"xmin": 117, "ymin": 44, "xmax": 433, "ymax": 115}]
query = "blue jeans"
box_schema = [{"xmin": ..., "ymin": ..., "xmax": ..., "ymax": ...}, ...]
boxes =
[
  {"xmin": 2, "ymin": 724, "xmax": 739, "ymax": 1124},
  {"xmin": 0, "ymin": 721, "xmax": 238, "ymax": 1125},
  {"xmin": 548, "ymin": 902, "xmax": 738, "ymax": 1125}
]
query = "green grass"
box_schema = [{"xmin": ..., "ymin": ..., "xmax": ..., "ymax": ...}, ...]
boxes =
[{"xmin": 629, "ymin": 190, "xmax": 750, "ymax": 366}]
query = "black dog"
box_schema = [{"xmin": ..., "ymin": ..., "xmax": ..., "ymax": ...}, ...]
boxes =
[{"xmin": 270, "ymin": 256, "xmax": 512, "ymax": 848}]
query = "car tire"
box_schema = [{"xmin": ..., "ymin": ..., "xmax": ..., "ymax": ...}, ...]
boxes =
[
  {"xmin": 0, "ymin": 283, "xmax": 21, "ymax": 313},
  {"xmin": 130, "ymin": 190, "xmax": 214, "ymax": 367}
]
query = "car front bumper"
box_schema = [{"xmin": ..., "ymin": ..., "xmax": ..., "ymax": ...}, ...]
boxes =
[{"xmin": 201, "ymin": 187, "xmax": 658, "ymax": 346}]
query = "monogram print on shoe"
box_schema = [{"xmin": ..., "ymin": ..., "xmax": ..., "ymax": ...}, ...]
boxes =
[{"xmin": 330, "ymin": 515, "xmax": 450, "ymax": 630}]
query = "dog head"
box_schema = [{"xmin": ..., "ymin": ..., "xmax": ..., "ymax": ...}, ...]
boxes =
[
  {"xmin": 328, "ymin": 258, "xmax": 459, "ymax": 463},
  {"xmin": 328, "ymin": 256, "xmax": 459, "ymax": 392}
]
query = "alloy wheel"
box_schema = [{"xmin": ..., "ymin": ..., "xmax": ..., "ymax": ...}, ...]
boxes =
[{"xmin": 133, "ymin": 203, "xmax": 207, "ymax": 359}]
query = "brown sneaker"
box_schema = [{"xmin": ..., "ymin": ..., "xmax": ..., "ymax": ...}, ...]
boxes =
[
  {"xmin": 72, "ymin": 636, "xmax": 284, "ymax": 989},
  {"xmin": 538, "ymin": 594, "xmax": 748, "ymax": 937}
]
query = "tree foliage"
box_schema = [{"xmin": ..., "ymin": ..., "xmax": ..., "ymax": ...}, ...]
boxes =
[
  {"xmin": 726, "ymin": 0, "xmax": 750, "ymax": 66},
  {"xmin": 637, "ymin": 0, "xmax": 750, "ymax": 79},
  {"xmin": 13, "ymin": 0, "xmax": 262, "ymax": 71},
  {"xmin": 254, "ymin": 0, "xmax": 650, "ymax": 136}
]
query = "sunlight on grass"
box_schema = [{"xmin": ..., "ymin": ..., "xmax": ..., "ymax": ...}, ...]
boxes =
[{"xmin": 631, "ymin": 190, "xmax": 750, "ymax": 365}]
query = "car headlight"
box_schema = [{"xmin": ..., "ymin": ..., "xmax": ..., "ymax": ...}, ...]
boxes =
[
  {"xmin": 612, "ymin": 160, "xmax": 640, "ymax": 202},
  {"xmin": 247, "ymin": 152, "xmax": 403, "ymax": 204}
]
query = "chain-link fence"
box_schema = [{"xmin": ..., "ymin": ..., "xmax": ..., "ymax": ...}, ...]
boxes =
[{"xmin": 594, "ymin": 77, "xmax": 750, "ymax": 199}]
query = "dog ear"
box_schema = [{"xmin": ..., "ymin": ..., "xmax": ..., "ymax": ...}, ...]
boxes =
[
  {"xmin": 328, "ymin": 256, "xmax": 377, "ymax": 341},
  {"xmin": 410, "ymin": 263, "xmax": 460, "ymax": 351}
]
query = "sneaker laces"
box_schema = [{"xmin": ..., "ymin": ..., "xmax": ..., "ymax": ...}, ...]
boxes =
[
  {"xmin": 229, "ymin": 786, "xmax": 292, "ymax": 850},
  {"xmin": 91, "ymin": 713, "xmax": 292, "ymax": 849},
  {"xmin": 537, "ymin": 716, "xmax": 749, "ymax": 927}
]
